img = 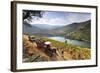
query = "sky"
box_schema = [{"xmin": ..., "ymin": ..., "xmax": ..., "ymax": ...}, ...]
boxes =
[{"xmin": 29, "ymin": 11, "xmax": 91, "ymax": 26}]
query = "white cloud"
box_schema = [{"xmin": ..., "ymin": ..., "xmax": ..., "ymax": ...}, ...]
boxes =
[
  {"xmin": 30, "ymin": 17, "xmax": 66, "ymax": 26},
  {"xmin": 64, "ymin": 12, "xmax": 91, "ymax": 25},
  {"xmin": 29, "ymin": 12, "xmax": 91, "ymax": 26}
]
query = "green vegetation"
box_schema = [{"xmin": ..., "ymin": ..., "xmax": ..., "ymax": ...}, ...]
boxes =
[
  {"xmin": 52, "ymin": 20, "xmax": 91, "ymax": 41},
  {"xmin": 42, "ymin": 37, "xmax": 91, "ymax": 60},
  {"xmin": 42, "ymin": 37, "xmax": 66, "ymax": 49},
  {"xmin": 67, "ymin": 20, "xmax": 91, "ymax": 41},
  {"xmin": 23, "ymin": 20, "xmax": 91, "ymax": 42},
  {"xmin": 23, "ymin": 34, "xmax": 91, "ymax": 62}
]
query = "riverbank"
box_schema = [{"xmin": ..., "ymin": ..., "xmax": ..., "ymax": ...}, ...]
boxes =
[
  {"xmin": 65, "ymin": 35, "xmax": 90, "ymax": 42},
  {"xmin": 42, "ymin": 37, "xmax": 91, "ymax": 60},
  {"xmin": 23, "ymin": 34, "xmax": 91, "ymax": 62},
  {"xmin": 48, "ymin": 36, "xmax": 90, "ymax": 48}
]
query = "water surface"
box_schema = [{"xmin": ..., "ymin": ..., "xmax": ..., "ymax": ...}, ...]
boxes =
[{"xmin": 48, "ymin": 36, "xmax": 90, "ymax": 48}]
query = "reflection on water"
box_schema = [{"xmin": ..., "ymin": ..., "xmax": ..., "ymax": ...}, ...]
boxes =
[{"xmin": 48, "ymin": 36, "xmax": 90, "ymax": 48}]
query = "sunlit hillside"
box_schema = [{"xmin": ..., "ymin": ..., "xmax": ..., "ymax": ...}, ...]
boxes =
[{"xmin": 23, "ymin": 34, "xmax": 91, "ymax": 62}]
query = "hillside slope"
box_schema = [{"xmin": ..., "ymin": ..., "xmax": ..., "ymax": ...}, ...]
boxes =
[
  {"xmin": 23, "ymin": 34, "xmax": 91, "ymax": 62},
  {"xmin": 23, "ymin": 20, "xmax": 91, "ymax": 41},
  {"xmin": 52, "ymin": 20, "xmax": 91, "ymax": 41},
  {"xmin": 67, "ymin": 20, "xmax": 91, "ymax": 41}
]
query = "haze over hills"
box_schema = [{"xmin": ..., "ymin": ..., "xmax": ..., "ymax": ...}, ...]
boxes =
[
  {"xmin": 23, "ymin": 20, "xmax": 91, "ymax": 41},
  {"xmin": 23, "ymin": 23, "xmax": 64, "ymax": 35},
  {"xmin": 23, "ymin": 23, "xmax": 43, "ymax": 35},
  {"xmin": 51, "ymin": 20, "xmax": 91, "ymax": 41},
  {"xmin": 32, "ymin": 24, "xmax": 63, "ymax": 30},
  {"xmin": 23, "ymin": 23, "xmax": 59, "ymax": 36}
]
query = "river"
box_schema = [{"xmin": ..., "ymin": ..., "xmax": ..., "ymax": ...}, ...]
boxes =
[{"xmin": 48, "ymin": 36, "xmax": 90, "ymax": 48}]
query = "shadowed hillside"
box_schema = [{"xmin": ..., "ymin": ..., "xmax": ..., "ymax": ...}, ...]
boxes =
[
  {"xmin": 23, "ymin": 20, "xmax": 91, "ymax": 41},
  {"xmin": 51, "ymin": 20, "xmax": 91, "ymax": 41}
]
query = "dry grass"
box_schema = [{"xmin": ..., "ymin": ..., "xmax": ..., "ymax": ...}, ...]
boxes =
[
  {"xmin": 23, "ymin": 34, "xmax": 91, "ymax": 62},
  {"xmin": 42, "ymin": 37, "xmax": 91, "ymax": 60},
  {"xmin": 23, "ymin": 35, "xmax": 50, "ymax": 61}
]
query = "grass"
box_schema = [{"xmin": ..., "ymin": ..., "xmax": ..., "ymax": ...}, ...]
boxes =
[
  {"xmin": 42, "ymin": 37, "xmax": 91, "ymax": 60},
  {"xmin": 42, "ymin": 37, "xmax": 66, "ymax": 49},
  {"xmin": 23, "ymin": 34, "xmax": 91, "ymax": 61}
]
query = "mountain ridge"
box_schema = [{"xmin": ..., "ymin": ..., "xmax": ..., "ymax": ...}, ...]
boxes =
[
  {"xmin": 53, "ymin": 20, "xmax": 91, "ymax": 41},
  {"xmin": 23, "ymin": 20, "xmax": 91, "ymax": 41}
]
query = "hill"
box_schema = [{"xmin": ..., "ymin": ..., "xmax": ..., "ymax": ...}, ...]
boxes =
[
  {"xmin": 67, "ymin": 20, "xmax": 91, "ymax": 41},
  {"xmin": 51, "ymin": 20, "xmax": 91, "ymax": 41},
  {"xmin": 32, "ymin": 24, "xmax": 62, "ymax": 30},
  {"xmin": 23, "ymin": 20, "xmax": 91, "ymax": 41},
  {"xmin": 23, "ymin": 23, "xmax": 44, "ymax": 35},
  {"xmin": 23, "ymin": 23, "xmax": 59, "ymax": 36},
  {"xmin": 23, "ymin": 34, "xmax": 91, "ymax": 62}
]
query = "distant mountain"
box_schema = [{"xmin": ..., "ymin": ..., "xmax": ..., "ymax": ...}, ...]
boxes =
[
  {"xmin": 32, "ymin": 24, "xmax": 62, "ymax": 30},
  {"xmin": 23, "ymin": 23, "xmax": 56, "ymax": 36},
  {"xmin": 23, "ymin": 20, "xmax": 91, "ymax": 41},
  {"xmin": 51, "ymin": 20, "xmax": 91, "ymax": 41},
  {"xmin": 23, "ymin": 23, "xmax": 43, "ymax": 35},
  {"xmin": 67, "ymin": 20, "xmax": 91, "ymax": 41}
]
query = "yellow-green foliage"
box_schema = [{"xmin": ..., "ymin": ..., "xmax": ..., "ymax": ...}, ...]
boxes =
[
  {"xmin": 24, "ymin": 35, "xmax": 91, "ymax": 60},
  {"xmin": 42, "ymin": 37, "xmax": 91, "ymax": 60},
  {"xmin": 42, "ymin": 37, "xmax": 66, "ymax": 49}
]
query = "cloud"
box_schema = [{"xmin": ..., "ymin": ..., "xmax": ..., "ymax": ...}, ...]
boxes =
[
  {"xmin": 29, "ymin": 11, "xmax": 91, "ymax": 26},
  {"xmin": 30, "ymin": 17, "xmax": 66, "ymax": 26},
  {"xmin": 64, "ymin": 12, "xmax": 91, "ymax": 25}
]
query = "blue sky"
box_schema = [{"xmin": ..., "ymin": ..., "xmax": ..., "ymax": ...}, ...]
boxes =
[{"xmin": 30, "ymin": 11, "xmax": 91, "ymax": 26}]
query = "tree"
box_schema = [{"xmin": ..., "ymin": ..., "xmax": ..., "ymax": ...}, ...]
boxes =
[{"xmin": 23, "ymin": 10, "xmax": 44, "ymax": 25}]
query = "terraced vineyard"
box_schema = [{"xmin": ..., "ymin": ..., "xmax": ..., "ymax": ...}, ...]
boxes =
[{"xmin": 23, "ymin": 34, "xmax": 91, "ymax": 62}]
